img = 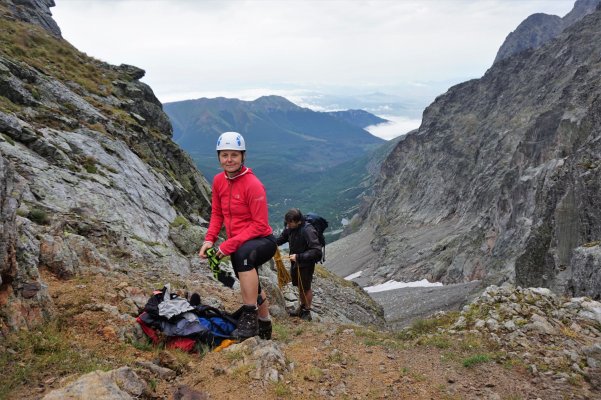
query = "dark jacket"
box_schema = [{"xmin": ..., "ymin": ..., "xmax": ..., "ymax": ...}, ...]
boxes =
[{"xmin": 276, "ymin": 221, "xmax": 322, "ymax": 267}]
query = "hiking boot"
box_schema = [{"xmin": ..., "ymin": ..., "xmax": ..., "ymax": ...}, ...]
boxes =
[
  {"xmin": 288, "ymin": 305, "xmax": 306, "ymax": 318},
  {"xmin": 258, "ymin": 319, "xmax": 272, "ymax": 340},
  {"xmin": 299, "ymin": 308, "xmax": 312, "ymax": 321},
  {"xmin": 232, "ymin": 305, "xmax": 258, "ymax": 340}
]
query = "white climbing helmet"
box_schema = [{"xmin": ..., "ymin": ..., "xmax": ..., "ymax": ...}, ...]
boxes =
[{"xmin": 216, "ymin": 131, "xmax": 246, "ymax": 151}]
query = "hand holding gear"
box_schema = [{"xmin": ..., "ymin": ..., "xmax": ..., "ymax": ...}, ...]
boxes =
[{"xmin": 205, "ymin": 247, "xmax": 236, "ymax": 288}]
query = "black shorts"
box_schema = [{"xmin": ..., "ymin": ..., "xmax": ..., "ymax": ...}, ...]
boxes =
[
  {"xmin": 291, "ymin": 263, "xmax": 315, "ymax": 291},
  {"xmin": 230, "ymin": 235, "xmax": 276, "ymax": 275}
]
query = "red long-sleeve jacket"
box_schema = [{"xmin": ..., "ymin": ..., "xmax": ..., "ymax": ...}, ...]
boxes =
[{"xmin": 204, "ymin": 166, "xmax": 272, "ymax": 255}]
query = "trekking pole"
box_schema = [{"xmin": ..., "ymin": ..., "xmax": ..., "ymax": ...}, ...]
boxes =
[{"xmin": 205, "ymin": 247, "xmax": 236, "ymax": 288}]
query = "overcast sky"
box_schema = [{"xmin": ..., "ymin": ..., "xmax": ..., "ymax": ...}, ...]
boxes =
[{"xmin": 52, "ymin": 0, "xmax": 575, "ymax": 138}]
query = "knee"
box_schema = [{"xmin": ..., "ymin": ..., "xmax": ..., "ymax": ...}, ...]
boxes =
[{"xmin": 235, "ymin": 264, "xmax": 255, "ymax": 273}]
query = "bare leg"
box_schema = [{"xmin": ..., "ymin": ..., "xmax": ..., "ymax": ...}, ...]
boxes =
[
  {"xmin": 238, "ymin": 270, "xmax": 258, "ymax": 305},
  {"xmin": 258, "ymin": 290, "xmax": 270, "ymax": 319},
  {"xmin": 304, "ymin": 289, "xmax": 313, "ymax": 309},
  {"xmin": 239, "ymin": 270, "xmax": 270, "ymax": 318}
]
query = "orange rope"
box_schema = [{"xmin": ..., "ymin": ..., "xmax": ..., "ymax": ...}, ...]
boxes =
[{"xmin": 273, "ymin": 247, "xmax": 291, "ymax": 288}]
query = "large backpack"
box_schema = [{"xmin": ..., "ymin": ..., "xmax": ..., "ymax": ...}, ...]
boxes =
[{"xmin": 304, "ymin": 212, "xmax": 328, "ymax": 262}]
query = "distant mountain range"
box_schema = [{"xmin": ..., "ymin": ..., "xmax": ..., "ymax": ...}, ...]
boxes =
[
  {"xmin": 326, "ymin": 109, "xmax": 387, "ymax": 128},
  {"xmin": 164, "ymin": 96, "xmax": 386, "ymax": 231}
]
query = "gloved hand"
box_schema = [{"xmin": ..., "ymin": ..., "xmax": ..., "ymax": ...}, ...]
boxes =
[{"xmin": 205, "ymin": 247, "xmax": 236, "ymax": 288}]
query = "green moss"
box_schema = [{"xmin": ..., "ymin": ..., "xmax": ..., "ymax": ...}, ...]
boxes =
[
  {"xmin": 29, "ymin": 86, "xmax": 41, "ymax": 100},
  {"xmin": 82, "ymin": 156, "xmax": 98, "ymax": 174},
  {"xmin": 170, "ymin": 215, "xmax": 190, "ymax": 228},
  {"xmin": 130, "ymin": 235, "xmax": 164, "ymax": 247},
  {"xmin": 0, "ymin": 94, "xmax": 22, "ymax": 113},
  {"xmin": 1, "ymin": 133, "xmax": 15, "ymax": 145},
  {"xmin": 28, "ymin": 208, "xmax": 49, "ymax": 225}
]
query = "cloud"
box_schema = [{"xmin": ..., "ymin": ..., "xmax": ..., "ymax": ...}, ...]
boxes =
[
  {"xmin": 52, "ymin": 0, "xmax": 575, "ymax": 104},
  {"xmin": 366, "ymin": 115, "xmax": 422, "ymax": 140}
]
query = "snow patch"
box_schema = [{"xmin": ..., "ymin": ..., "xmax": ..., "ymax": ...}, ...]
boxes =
[
  {"xmin": 344, "ymin": 270, "xmax": 363, "ymax": 280},
  {"xmin": 365, "ymin": 279, "xmax": 443, "ymax": 293}
]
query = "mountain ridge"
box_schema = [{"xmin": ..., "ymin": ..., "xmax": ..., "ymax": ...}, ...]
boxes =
[
  {"xmin": 332, "ymin": 5, "xmax": 601, "ymax": 300},
  {"xmin": 164, "ymin": 95, "xmax": 386, "ymax": 229},
  {"xmin": 494, "ymin": 0, "xmax": 600, "ymax": 63}
]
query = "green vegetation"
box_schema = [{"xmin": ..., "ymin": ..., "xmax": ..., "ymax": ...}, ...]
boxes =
[
  {"xmin": 0, "ymin": 321, "xmax": 112, "ymax": 398},
  {"xmin": 231, "ymin": 364, "xmax": 255, "ymax": 383},
  {"xmin": 462, "ymin": 354, "xmax": 491, "ymax": 368},
  {"xmin": 326, "ymin": 349, "xmax": 345, "ymax": 363},
  {"xmin": 457, "ymin": 334, "xmax": 486, "ymax": 351},
  {"xmin": 395, "ymin": 312, "xmax": 459, "ymax": 339},
  {"xmin": 272, "ymin": 381, "xmax": 292, "ymax": 396},
  {"xmin": 165, "ymin": 97, "xmax": 393, "ymax": 233},
  {"xmin": 82, "ymin": 156, "xmax": 98, "ymax": 174},
  {"xmin": 301, "ymin": 365, "xmax": 324, "ymax": 381},
  {"xmin": 0, "ymin": 18, "xmax": 144, "ymax": 136},
  {"xmin": 170, "ymin": 215, "xmax": 190, "ymax": 228},
  {"xmin": 28, "ymin": 208, "xmax": 50, "ymax": 225},
  {"xmin": 273, "ymin": 322, "xmax": 291, "ymax": 342},
  {"xmin": 417, "ymin": 334, "xmax": 452, "ymax": 349},
  {"xmin": 0, "ymin": 19, "xmax": 115, "ymax": 97},
  {"xmin": 129, "ymin": 337, "xmax": 154, "ymax": 352},
  {"xmin": 1, "ymin": 133, "xmax": 15, "ymax": 145},
  {"xmin": 131, "ymin": 235, "xmax": 162, "ymax": 247},
  {"xmin": 0, "ymin": 94, "xmax": 22, "ymax": 113}
]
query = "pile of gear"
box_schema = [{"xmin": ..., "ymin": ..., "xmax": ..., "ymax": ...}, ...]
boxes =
[{"xmin": 136, "ymin": 283, "xmax": 241, "ymax": 352}]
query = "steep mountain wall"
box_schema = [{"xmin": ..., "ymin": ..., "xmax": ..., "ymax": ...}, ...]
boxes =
[
  {"xmin": 350, "ymin": 9, "xmax": 601, "ymax": 298},
  {"xmin": 494, "ymin": 0, "xmax": 599, "ymax": 63}
]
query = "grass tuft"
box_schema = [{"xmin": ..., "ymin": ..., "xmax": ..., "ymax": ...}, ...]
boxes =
[
  {"xmin": 28, "ymin": 208, "xmax": 50, "ymax": 225},
  {"xmin": 462, "ymin": 354, "xmax": 491, "ymax": 368}
]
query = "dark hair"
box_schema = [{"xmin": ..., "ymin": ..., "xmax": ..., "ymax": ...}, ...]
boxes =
[{"xmin": 284, "ymin": 208, "xmax": 303, "ymax": 223}]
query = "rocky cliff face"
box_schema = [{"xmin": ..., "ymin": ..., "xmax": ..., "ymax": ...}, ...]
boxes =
[
  {"xmin": 0, "ymin": 154, "xmax": 20, "ymax": 317},
  {"xmin": 494, "ymin": 0, "xmax": 600, "ymax": 63},
  {"xmin": 0, "ymin": 9, "xmax": 215, "ymax": 333},
  {"xmin": 345, "ymin": 9, "xmax": 601, "ymax": 298},
  {"xmin": 1, "ymin": 0, "xmax": 61, "ymax": 37}
]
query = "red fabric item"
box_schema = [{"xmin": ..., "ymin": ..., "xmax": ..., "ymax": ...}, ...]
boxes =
[
  {"xmin": 136, "ymin": 314, "xmax": 196, "ymax": 353},
  {"xmin": 205, "ymin": 166, "xmax": 272, "ymax": 255},
  {"xmin": 136, "ymin": 314, "xmax": 160, "ymax": 345},
  {"xmin": 166, "ymin": 337, "xmax": 196, "ymax": 352}
]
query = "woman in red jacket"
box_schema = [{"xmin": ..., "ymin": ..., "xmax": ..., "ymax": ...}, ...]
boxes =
[{"xmin": 199, "ymin": 131, "xmax": 276, "ymax": 340}]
